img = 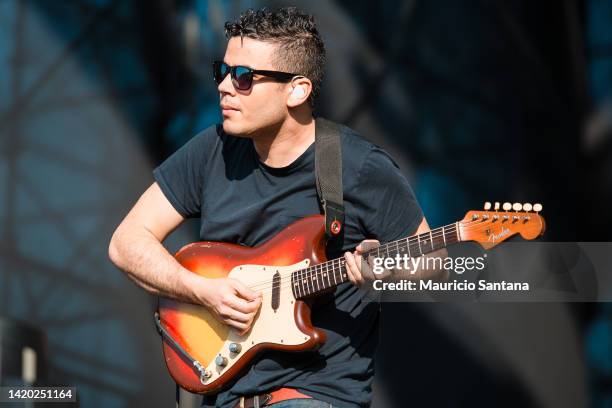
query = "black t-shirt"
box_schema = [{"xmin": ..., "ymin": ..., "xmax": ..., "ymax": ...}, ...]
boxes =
[{"xmin": 153, "ymin": 121, "xmax": 423, "ymax": 408}]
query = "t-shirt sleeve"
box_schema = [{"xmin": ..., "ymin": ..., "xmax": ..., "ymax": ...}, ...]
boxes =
[
  {"xmin": 357, "ymin": 147, "xmax": 424, "ymax": 242},
  {"xmin": 152, "ymin": 126, "xmax": 218, "ymax": 218}
]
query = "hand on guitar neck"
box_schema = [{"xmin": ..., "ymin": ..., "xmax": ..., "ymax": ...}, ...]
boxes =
[{"xmin": 344, "ymin": 218, "xmax": 449, "ymax": 287}]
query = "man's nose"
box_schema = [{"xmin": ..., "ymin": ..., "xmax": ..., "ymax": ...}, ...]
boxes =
[{"xmin": 218, "ymin": 72, "xmax": 234, "ymax": 95}]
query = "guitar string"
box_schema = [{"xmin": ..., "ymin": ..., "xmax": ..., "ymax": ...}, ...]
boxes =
[
  {"xmin": 241, "ymin": 222, "xmax": 462, "ymax": 291},
  {"xmin": 241, "ymin": 217, "xmax": 494, "ymax": 291},
  {"xmin": 244, "ymin": 216, "xmax": 533, "ymax": 296},
  {"xmin": 241, "ymin": 217, "xmax": 502, "ymax": 293},
  {"xmin": 249, "ymin": 231, "xmax": 459, "ymax": 294}
]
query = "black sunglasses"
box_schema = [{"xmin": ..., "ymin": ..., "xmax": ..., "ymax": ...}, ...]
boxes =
[{"xmin": 213, "ymin": 61, "xmax": 298, "ymax": 90}]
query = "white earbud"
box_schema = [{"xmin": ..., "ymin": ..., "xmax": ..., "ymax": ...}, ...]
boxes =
[{"xmin": 292, "ymin": 86, "xmax": 305, "ymax": 98}]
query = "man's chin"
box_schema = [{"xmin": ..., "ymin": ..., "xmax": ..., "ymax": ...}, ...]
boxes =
[{"xmin": 222, "ymin": 120, "xmax": 249, "ymax": 138}]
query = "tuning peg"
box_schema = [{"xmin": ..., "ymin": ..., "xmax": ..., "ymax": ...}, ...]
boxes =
[
  {"xmin": 533, "ymin": 203, "xmax": 542, "ymax": 212},
  {"xmin": 502, "ymin": 202, "xmax": 512, "ymax": 211},
  {"xmin": 512, "ymin": 202, "xmax": 522, "ymax": 211},
  {"xmin": 484, "ymin": 202, "xmax": 492, "ymax": 210},
  {"xmin": 523, "ymin": 203, "xmax": 532, "ymax": 212},
  {"xmin": 494, "ymin": 202, "xmax": 500, "ymax": 211}
]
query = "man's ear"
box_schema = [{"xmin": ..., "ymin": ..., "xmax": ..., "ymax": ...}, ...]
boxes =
[{"xmin": 287, "ymin": 77, "xmax": 312, "ymax": 108}]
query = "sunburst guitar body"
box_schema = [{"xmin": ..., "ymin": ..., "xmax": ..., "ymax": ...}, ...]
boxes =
[{"xmin": 157, "ymin": 215, "xmax": 328, "ymax": 394}]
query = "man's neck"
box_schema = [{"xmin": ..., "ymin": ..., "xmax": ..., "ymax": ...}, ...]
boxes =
[{"xmin": 252, "ymin": 115, "xmax": 316, "ymax": 168}]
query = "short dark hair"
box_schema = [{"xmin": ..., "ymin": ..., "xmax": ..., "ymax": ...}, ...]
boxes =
[{"xmin": 224, "ymin": 7, "xmax": 326, "ymax": 107}]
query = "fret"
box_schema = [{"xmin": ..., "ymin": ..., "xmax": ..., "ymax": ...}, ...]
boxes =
[
  {"xmin": 293, "ymin": 272, "xmax": 301, "ymax": 298},
  {"xmin": 406, "ymin": 237, "xmax": 411, "ymax": 258},
  {"xmin": 377, "ymin": 242, "xmax": 384, "ymax": 257},
  {"xmin": 324, "ymin": 262, "xmax": 331, "ymax": 288},
  {"xmin": 429, "ymin": 230, "xmax": 434, "ymax": 252},
  {"xmin": 333, "ymin": 262, "xmax": 338, "ymax": 287},
  {"xmin": 449, "ymin": 224, "xmax": 457, "ymax": 244},
  {"xmin": 305, "ymin": 268, "xmax": 312, "ymax": 295},
  {"xmin": 442, "ymin": 226, "xmax": 446, "ymax": 246},
  {"xmin": 299, "ymin": 271, "xmax": 303, "ymax": 297},
  {"xmin": 374, "ymin": 245, "xmax": 381, "ymax": 261},
  {"xmin": 313, "ymin": 267, "xmax": 320, "ymax": 292},
  {"xmin": 332, "ymin": 261, "xmax": 337, "ymax": 285},
  {"xmin": 340, "ymin": 259, "xmax": 348, "ymax": 282},
  {"xmin": 437, "ymin": 227, "xmax": 444, "ymax": 249},
  {"xmin": 417, "ymin": 233, "xmax": 421, "ymax": 255},
  {"xmin": 408, "ymin": 237, "xmax": 413, "ymax": 256},
  {"xmin": 320, "ymin": 263, "xmax": 325, "ymax": 289},
  {"xmin": 308, "ymin": 267, "xmax": 314, "ymax": 295},
  {"xmin": 299, "ymin": 268, "xmax": 306, "ymax": 297},
  {"xmin": 308, "ymin": 268, "xmax": 314, "ymax": 293},
  {"xmin": 308, "ymin": 267, "xmax": 315, "ymax": 293},
  {"xmin": 299, "ymin": 268, "xmax": 306, "ymax": 296},
  {"xmin": 320, "ymin": 265, "xmax": 326, "ymax": 291}
]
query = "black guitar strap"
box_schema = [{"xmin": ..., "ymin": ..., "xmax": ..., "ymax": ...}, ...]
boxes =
[{"xmin": 314, "ymin": 117, "xmax": 345, "ymax": 251}]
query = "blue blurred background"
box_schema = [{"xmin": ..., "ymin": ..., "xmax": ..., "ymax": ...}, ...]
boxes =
[{"xmin": 0, "ymin": 0, "xmax": 611, "ymax": 407}]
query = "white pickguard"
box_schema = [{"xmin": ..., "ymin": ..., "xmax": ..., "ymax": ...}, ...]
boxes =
[{"xmin": 201, "ymin": 259, "xmax": 311, "ymax": 384}]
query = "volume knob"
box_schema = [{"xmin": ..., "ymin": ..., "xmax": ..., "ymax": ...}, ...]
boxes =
[
  {"xmin": 215, "ymin": 355, "xmax": 228, "ymax": 367},
  {"xmin": 229, "ymin": 343, "xmax": 242, "ymax": 353}
]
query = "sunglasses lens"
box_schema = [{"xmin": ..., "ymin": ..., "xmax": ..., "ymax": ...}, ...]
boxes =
[
  {"xmin": 213, "ymin": 62, "xmax": 230, "ymax": 85},
  {"xmin": 233, "ymin": 66, "xmax": 253, "ymax": 90}
]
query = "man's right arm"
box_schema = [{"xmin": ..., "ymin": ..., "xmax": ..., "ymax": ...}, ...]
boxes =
[
  {"xmin": 108, "ymin": 182, "xmax": 204, "ymax": 301},
  {"xmin": 108, "ymin": 182, "xmax": 261, "ymax": 334}
]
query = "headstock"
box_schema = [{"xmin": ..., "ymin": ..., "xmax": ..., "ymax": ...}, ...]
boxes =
[{"xmin": 459, "ymin": 202, "xmax": 545, "ymax": 249}]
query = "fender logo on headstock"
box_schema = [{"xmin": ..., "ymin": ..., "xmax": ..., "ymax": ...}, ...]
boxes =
[{"xmin": 488, "ymin": 227, "xmax": 510, "ymax": 242}]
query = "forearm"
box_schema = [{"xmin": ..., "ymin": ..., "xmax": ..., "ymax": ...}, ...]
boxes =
[{"xmin": 108, "ymin": 225, "xmax": 205, "ymax": 305}]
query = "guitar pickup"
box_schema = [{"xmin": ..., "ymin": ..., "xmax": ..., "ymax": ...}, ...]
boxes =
[{"xmin": 271, "ymin": 271, "xmax": 280, "ymax": 312}]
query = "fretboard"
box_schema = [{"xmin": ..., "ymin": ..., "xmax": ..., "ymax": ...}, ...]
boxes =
[{"xmin": 290, "ymin": 222, "xmax": 461, "ymax": 299}]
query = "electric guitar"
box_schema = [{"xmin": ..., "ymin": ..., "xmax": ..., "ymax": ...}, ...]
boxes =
[{"xmin": 156, "ymin": 202, "xmax": 545, "ymax": 394}]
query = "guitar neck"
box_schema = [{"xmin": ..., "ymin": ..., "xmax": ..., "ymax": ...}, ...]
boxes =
[{"xmin": 291, "ymin": 222, "xmax": 461, "ymax": 299}]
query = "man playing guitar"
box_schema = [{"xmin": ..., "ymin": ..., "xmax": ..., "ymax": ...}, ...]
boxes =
[{"xmin": 108, "ymin": 6, "xmax": 444, "ymax": 408}]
